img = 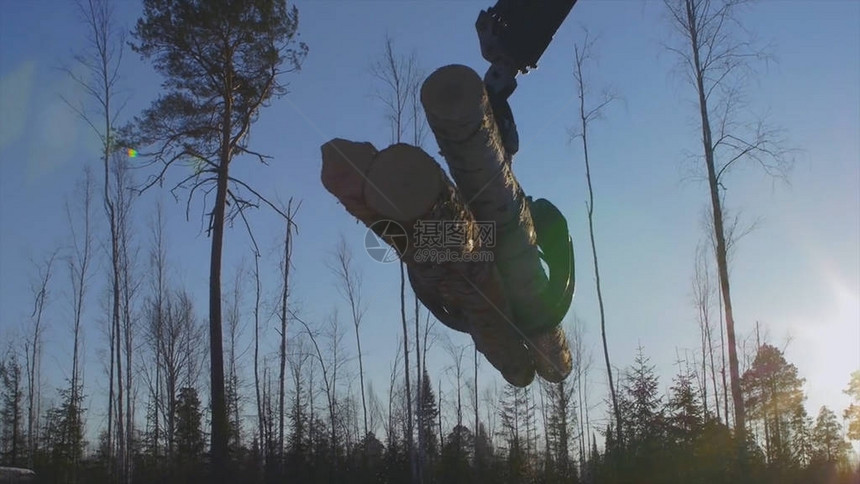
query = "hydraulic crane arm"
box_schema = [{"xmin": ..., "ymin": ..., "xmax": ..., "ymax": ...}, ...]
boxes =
[
  {"xmin": 477, "ymin": 0, "xmax": 579, "ymax": 155},
  {"xmin": 477, "ymin": 0, "xmax": 578, "ymax": 75}
]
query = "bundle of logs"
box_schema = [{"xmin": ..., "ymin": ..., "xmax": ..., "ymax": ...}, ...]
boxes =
[{"xmin": 321, "ymin": 65, "xmax": 571, "ymax": 387}]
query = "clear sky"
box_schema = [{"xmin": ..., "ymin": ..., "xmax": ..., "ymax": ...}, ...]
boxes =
[{"xmin": 1, "ymin": 0, "xmax": 858, "ymax": 444}]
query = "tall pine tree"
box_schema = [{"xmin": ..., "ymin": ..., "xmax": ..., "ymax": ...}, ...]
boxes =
[{"xmin": 128, "ymin": 3, "xmax": 307, "ymax": 478}]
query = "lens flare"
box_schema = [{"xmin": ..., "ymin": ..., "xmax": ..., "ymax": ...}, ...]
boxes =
[{"xmin": 127, "ymin": 148, "xmax": 137, "ymax": 158}]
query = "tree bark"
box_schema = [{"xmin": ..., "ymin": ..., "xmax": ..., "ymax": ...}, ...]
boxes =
[
  {"xmin": 209, "ymin": 159, "xmax": 230, "ymax": 483},
  {"xmin": 421, "ymin": 64, "xmax": 572, "ymax": 383}
]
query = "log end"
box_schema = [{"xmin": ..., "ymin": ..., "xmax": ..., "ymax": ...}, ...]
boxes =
[
  {"xmin": 528, "ymin": 327, "xmax": 573, "ymax": 383},
  {"xmin": 320, "ymin": 138, "xmax": 378, "ymax": 221},
  {"xmin": 364, "ymin": 143, "xmax": 444, "ymax": 222},
  {"xmin": 421, "ymin": 64, "xmax": 487, "ymax": 139}
]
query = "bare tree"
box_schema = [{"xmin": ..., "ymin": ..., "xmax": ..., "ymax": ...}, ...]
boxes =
[
  {"xmin": 384, "ymin": 338, "xmax": 404, "ymax": 449},
  {"xmin": 25, "ymin": 252, "xmax": 57, "ymax": 467},
  {"xmin": 414, "ymin": 297, "xmax": 424, "ymax": 483},
  {"xmin": 62, "ymin": 0, "xmax": 127, "ymax": 475},
  {"xmin": 278, "ymin": 201, "xmax": 299, "ymax": 463},
  {"xmin": 151, "ymin": 287, "xmax": 205, "ymax": 462},
  {"xmin": 292, "ymin": 311, "xmax": 346, "ymax": 473},
  {"xmin": 250, "ymin": 244, "xmax": 265, "ymax": 462},
  {"xmin": 569, "ymin": 319, "xmax": 593, "ymax": 475},
  {"xmin": 664, "ymin": 0, "xmax": 792, "ymax": 448},
  {"xmin": 370, "ymin": 35, "xmax": 424, "ymax": 146},
  {"xmin": 370, "ymin": 34, "xmax": 425, "ymax": 481},
  {"xmin": 330, "ymin": 237, "xmax": 368, "ymax": 439},
  {"xmin": 692, "ymin": 241, "xmax": 723, "ymax": 423},
  {"xmin": 117, "ymin": 156, "xmax": 139, "ymax": 483},
  {"xmin": 444, "ymin": 340, "xmax": 468, "ymax": 436},
  {"xmin": 572, "ymin": 31, "xmax": 621, "ymax": 447},
  {"xmin": 470, "ymin": 344, "xmax": 481, "ymax": 458},
  {"xmin": 109, "ymin": 152, "xmax": 129, "ymax": 482},
  {"xmin": 225, "ymin": 264, "xmax": 245, "ymax": 454},
  {"xmin": 398, "ymin": 264, "xmax": 415, "ymax": 478},
  {"xmin": 142, "ymin": 202, "xmax": 168, "ymax": 460},
  {"xmin": 287, "ymin": 333, "xmax": 310, "ymax": 457},
  {"xmin": 63, "ymin": 168, "xmax": 96, "ymax": 480}
]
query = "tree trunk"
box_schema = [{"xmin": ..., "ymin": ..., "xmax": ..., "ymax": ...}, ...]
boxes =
[
  {"xmin": 252, "ymin": 253, "xmax": 265, "ymax": 462},
  {"xmin": 278, "ymin": 209, "xmax": 293, "ymax": 466},
  {"xmin": 572, "ymin": 50, "xmax": 622, "ymax": 447},
  {"xmin": 68, "ymin": 170, "xmax": 93, "ymax": 483},
  {"xmin": 114, "ymin": 265, "xmax": 124, "ymax": 481},
  {"xmin": 685, "ymin": 0, "xmax": 747, "ymax": 447},
  {"xmin": 209, "ymin": 160, "xmax": 230, "ymax": 483},
  {"xmin": 719, "ymin": 287, "xmax": 730, "ymax": 426},
  {"xmin": 122, "ymin": 241, "xmax": 134, "ymax": 484},
  {"xmin": 414, "ymin": 296, "xmax": 424, "ymax": 483},
  {"xmin": 474, "ymin": 345, "xmax": 479, "ymax": 455},
  {"xmin": 399, "ymin": 264, "xmax": 416, "ymax": 482}
]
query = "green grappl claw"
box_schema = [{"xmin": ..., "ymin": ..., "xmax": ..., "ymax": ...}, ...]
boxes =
[{"xmin": 528, "ymin": 196, "xmax": 575, "ymax": 332}]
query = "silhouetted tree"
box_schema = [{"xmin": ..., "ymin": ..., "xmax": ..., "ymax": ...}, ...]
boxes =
[
  {"xmin": 499, "ymin": 384, "xmax": 536, "ymax": 482},
  {"xmin": 370, "ymin": 35, "xmax": 425, "ymax": 481},
  {"xmin": 174, "ymin": 387, "xmax": 205, "ymax": 481},
  {"xmin": 128, "ymin": 3, "xmax": 307, "ymax": 478},
  {"xmin": 25, "ymin": 252, "xmax": 57, "ymax": 468},
  {"xmin": 572, "ymin": 30, "xmax": 622, "ymax": 449},
  {"xmin": 545, "ymin": 379, "xmax": 576, "ymax": 482},
  {"xmin": 811, "ymin": 406, "xmax": 850, "ymax": 465},
  {"xmin": 418, "ymin": 370, "xmax": 439, "ymax": 466},
  {"xmin": 741, "ymin": 343, "xmax": 805, "ymax": 466},
  {"xmin": 664, "ymin": 0, "xmax": 793, "ymax": 453},
  {"xmin": 620, "ymin": 347, "xmax": 665, "ymax": 480},
  {"xmin": 0, "ymin": 349, "xmax": 25, "ymax": 466}
]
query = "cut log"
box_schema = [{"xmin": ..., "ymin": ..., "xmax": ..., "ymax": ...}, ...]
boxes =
[
  {"xmin": 321, "ymin": 139, "xmax": 536, "ymax": 386},
  {"xmin": 363, "ymin": 143, "xmax": 443, "ymax": 222},
  {"xmin": 422, "ymin": 64, "xmax": 572, "ymax": 382},
  {"xmin": 320, "ymin": 138, "xmax": 378, "ymax": 222}
]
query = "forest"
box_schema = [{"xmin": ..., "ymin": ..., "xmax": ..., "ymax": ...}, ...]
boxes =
[{"xmin": 0, "ymin": 0, "xmax": 858, "ymax": 483}]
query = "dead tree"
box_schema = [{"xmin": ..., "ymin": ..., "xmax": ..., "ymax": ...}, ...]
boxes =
[
  {"xmin": 693, "ymin": 242, "xmax": 723, "ymax": 423},
  {"xmin": 664, "ymin": 0, "xmax": 792, "ymax": 448},
  {"xmin": 331, "ymin": 238, "xmax": 368, "ymax": 439},
  {"xmin": 251, "ymin": 249, "xmax": 266, "ymax": 463},
  {"xmin": 292, "ymin": 311, "xmax": 345, "ymax": 473},
  {"xmin": 25, "ymin": 252, "xmax": 57, "ymax": 467},
  {"xmin": 278, "ymin": 201, "xmax": 299, "ymax": 464},
  {"xmin": 569, "ymin": 318, "xmax": 593, "ymax": 476},
  {"xmin": 143, "ymin": 202, "xmax": 168, "ymax": 460},
  {"xmin": 63, "ymin": 168, "xmax": 95, "ymax": 480},
  {"xmin": 117, "ymin": 156, "xmax": 138, "ymax": 483},
  {"xmin": 225, "ymin": 264, "xmax": 244, "ymax": 454},
  {"xmin": 571, "ymin": 32, "xmax": 622, "ymax": 447},
  {"xmin": 62, "ymin": 0, "xmax": 126, "ymax": 475},
  {"xmin": 370, "ymin": 36, "xmax": 424, "ymax": 481},
  {"xmin": 444, "ymin": 340, "xmax": 468, "ymax": 434}
]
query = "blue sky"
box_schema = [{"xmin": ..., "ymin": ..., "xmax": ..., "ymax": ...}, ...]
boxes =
[{"xmin": 1, "ymin": 0, "xmax": 858, "ymax": 443}]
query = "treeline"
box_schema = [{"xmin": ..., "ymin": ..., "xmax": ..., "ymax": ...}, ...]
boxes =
[{"xmin": 2, "ymin": 314, "xmax": 858, "ymax": 483}]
